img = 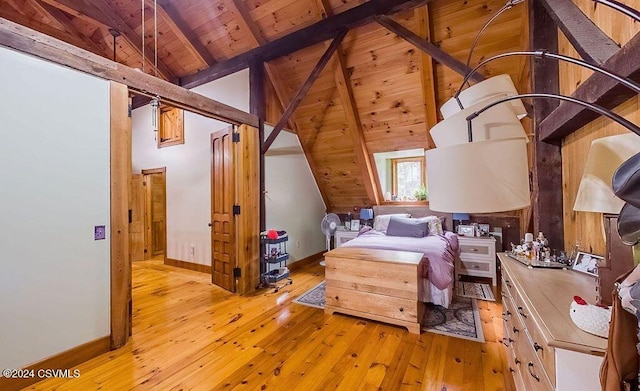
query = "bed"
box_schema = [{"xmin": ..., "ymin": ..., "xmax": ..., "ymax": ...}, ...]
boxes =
[{"xmin": 340, "ymin": 206, "xmax": 459, "ymax": 308}]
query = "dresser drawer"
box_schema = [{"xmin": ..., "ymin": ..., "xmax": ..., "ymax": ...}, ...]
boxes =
[
  {"xmin": 459, "ymin": 259, "xmax": 491, "ymax": 273},
  {"xmin": 460, "ymin": 243, "xmax": 492, "ymax": 257},
  {"xmin": 531, "ymin": 322, "xmax": 556, "ymax": 386}
]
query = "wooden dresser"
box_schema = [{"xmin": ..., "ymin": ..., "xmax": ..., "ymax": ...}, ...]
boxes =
[
  {"xmin": 457, "ymin": 235, "xmax": 497, "ymax": 285},
  {"xmin": 499, "ymin": 253, "xmax": 607, "ymax": 391},
  {"xmin": 324, "ymin": 247, "xmax": 424, "ymax": 334}
]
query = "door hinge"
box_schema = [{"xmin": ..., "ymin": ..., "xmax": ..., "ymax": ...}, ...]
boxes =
[
  {"xmin": 232, "ymin": 133, "xmax": 240, "ymax": 143},
  {"xmin": 128, "ymin": 103, "xmax": 132, "ymax": 118},
  {"xmin": 128, "ymin": 209, "xmax": 132, "ymax": 224},
  {"xmin": 144, "ymin": 249, "xmax": 148, "ymax": 253},
  {"xmin": 233, "ymin": 205, "xmax": 241, "ymax": 215},
  {"xmin": 233, "ymin": 267, "xmax": 242, "ymax": 278}
]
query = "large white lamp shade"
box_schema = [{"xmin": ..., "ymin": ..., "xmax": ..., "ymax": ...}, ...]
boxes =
[
  {"xmin": 430, "ymin": 98, "xmax": 527, "ymax": 148},
  {"xmin": 426, "ymin": 138, "xmax": 530, "ymax": 213},
  {"xmin": 573, "ymin": 133, "xmax": 640, "ymax": 214},
  {"xmin": 440, "ymin": 74, "xmax": 527, "ymax": 120}
]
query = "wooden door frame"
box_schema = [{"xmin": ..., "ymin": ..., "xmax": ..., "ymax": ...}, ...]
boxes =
[{"xmin": 141, "ymin": 167, "xmax": 167, "ymax": 263}]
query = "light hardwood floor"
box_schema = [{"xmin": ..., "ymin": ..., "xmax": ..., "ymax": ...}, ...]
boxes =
[{"xmin": 26, "ymin": 260, "xmax": 514, "ymax": 390}]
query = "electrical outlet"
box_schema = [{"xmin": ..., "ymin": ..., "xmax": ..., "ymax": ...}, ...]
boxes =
[
  {"xmin": 94, "ymin": 225, "xmax": 106, "ymax": 240},
  {"xmin": 296, "ymin": 241, "xmax": 300, "ymax": 249},
  {"xmin": 189, "ymin": 245, "xmax": 195, "ymax": 256}
]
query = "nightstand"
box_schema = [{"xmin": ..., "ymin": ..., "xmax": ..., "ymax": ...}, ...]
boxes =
[
  {"xmin": 334, "ymin": 229, "xmax": 358, "ymax": 247},
  {"xmin": 456, "ymin": 235, "xmax": 497, "ymax": 286}
]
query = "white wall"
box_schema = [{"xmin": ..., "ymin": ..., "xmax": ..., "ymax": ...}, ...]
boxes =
[
  {"xmin": 132, "ymin": 71, "xmax": 326, "ymax": 266},
  {"xmin": 132, "ymin": 70, "xmax": 249, "ymax": 265},
  {"xmin": 0, "ymin": 47, "xmax": 110, "ymax": 369},
  {"xmin": 265, "ymin": 127, "xmax": 326, "ymax": 263}
]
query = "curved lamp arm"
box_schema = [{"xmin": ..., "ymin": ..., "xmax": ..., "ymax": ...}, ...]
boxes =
[
  {"xmin": 455, "ymin": 50, "xmax": 640, "ymax": 104},
  {"xmin": 465, "ymin": 93, "xmax": 640, "ymax": 142},
  {"xmin": 464, "ymin": 0, "xmax": 525, "ymax": 70},
  {"xmin": 593, "ymin": 0, "xmax": 640, "ymax": 22}
]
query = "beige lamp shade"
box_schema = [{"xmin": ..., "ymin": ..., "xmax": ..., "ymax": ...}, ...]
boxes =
[
  {"xmin": 430, "ymin": 98, "xmax": 527, "ymax": 148},
  {"xmin": 573, "ymin": 133, "xmax": 640, "ymax": 214},
  {"xmin": 426, "ymin": 138, "xmax": 530, "ymax": 213},
  {"xmin": 440, "ymin": 74, "xmax": 527, "ymax": 120}
]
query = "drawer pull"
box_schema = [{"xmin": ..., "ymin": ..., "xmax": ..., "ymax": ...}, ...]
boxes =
[
  {"xmin": 501, "ymin": 311, "xmax": 512, "ymax": 320},
  {"xmin": 501, "ymin": 337, "xmax": 514, "ymax": 347},
  {"xmin": 505, "ymin": 280, "xmax": 512, "ymax": 288},
  {"xmin": 534, "ymin": 342, "xmax": 543, "ymax": 352},
  {"xmin": 335, "ymin": 296, "xmax": 339, "ymax": 300},
  {"xmin": 509, "ymin": 367, "xmax": 515, "ymax": 373},
  {"xmin": 472, "ymin": 265, "xmax": 480, "ymax": 269},
  {"xmin": 514, "ymin": 357, "xmax": 521, "ymax": 365},
  {"xmin": 517, "ymin": 306, "xmax": 528, "ymax": 318},
  {"xmin": 399, "ymin": 307, "xmax": 404, "ymax": 312},
  {"xmin": 512, "ymin": 326, "xmax": 519, "ymax": 334},
  {"xmin": 470, "ymin": 248, "xmax": 479, "ymax": 252},
  {"xmin": 527, "ymin": 362, "xmax": 540, "ymax": 382}
]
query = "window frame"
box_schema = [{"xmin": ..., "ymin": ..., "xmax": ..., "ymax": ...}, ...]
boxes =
[{"xmin": 390, "ymin": 156, "xmax": 426, "ymax": 198}]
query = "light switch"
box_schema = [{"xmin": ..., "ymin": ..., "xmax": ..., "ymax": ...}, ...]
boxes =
[{"xmin": 94, "ymin": 225, "xmax": 106, "ymax": 240}]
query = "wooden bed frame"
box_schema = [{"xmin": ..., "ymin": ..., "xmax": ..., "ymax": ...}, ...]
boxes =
[{"xmin": 372, "ymin": 205, "xmax": 453, "ymax": 232}]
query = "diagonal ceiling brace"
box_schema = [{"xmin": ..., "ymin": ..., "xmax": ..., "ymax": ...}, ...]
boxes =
[
  {"xmin": 539, "ymin": 0, "xmax": 619, "ymax": 65},
  {"xmin": 375, "ymin": 15, "xmax": 485, "ymax": 83},
  {"xmin": 262, "ymin": 29, "xmax": 348, "ymax": 153}
]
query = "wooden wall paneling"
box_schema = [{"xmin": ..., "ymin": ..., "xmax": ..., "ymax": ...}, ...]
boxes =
[
  {"xmin": 179, "ymin": 0, "xmax": 436, "ymax": 89},
  {"xmin": 39, "ymin": 0, "xmax": 175, "ymax": 80},
  {"xmin": 0, "ymin": 3, "xmax": 104, "ymax": 55},
  {"xmin": 110, "ymin": 81, "xmax": 131, "ymax": 350},
  {"xmin": 130, "ymin": 174, "xmax": 145, "ymax": 262},
  {"xmin": 0, "ymin": 18, "xmax": 259, "ymax": 127},
  {"xmin": 315, "ymin": 0, "xmax": 379, "ymax": 206},
  {"xmin": 375, "ymin": 14, "xmax": 484, "ymax": 83},
  {"xmin": 539, "ymin": 0, "xmax": 619, "ymax": 65},
  {"xmin": 263, "ymin": 29, "xmax": 347, "ymax": 152},
  {"xmin": 235, "ymin": 124, "xmax": 261, "ymax": 294},
  {"xmin": 156, "ymin": 0, "xmax": 216, "ymax": 69},
  {"xmin": 415, "ymin": 5, "xmax": 438, "ymax": 147},
  {"xmin": 529, "ymin": 0, "xmax": 563, "ymax": 251}
]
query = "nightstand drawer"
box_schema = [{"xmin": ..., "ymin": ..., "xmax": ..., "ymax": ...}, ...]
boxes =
[
  {"xmin": 459, "ymin": 259, "xmax": 491, "ymax": 273},
  {"xmin": 460, "ymin": 244, "xmax": 492, "ymax": 256}
]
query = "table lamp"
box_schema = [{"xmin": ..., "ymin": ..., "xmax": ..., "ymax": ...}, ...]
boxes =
[{"xmin": 360, "ymin": 208, "xmax": 374, "ymax": 227}]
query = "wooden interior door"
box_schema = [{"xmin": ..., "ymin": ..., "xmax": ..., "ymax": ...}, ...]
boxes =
[
  {"xmin": 211, "ymin": 127, "xmax": 235, "ymax": 291},
  {"xmin": 130, "ymin": 174, "xmax": 145, "ymax": 262},
  {"xmin": 143, "ymin": 168, "xmax": 167, "ymax": 260}
]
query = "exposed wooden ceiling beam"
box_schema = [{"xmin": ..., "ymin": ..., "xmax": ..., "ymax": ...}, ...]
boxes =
[
  {"xmin": 0, "ymin": 3, "xmax": 98, "ymax": 53},
  {"xmin": 225, "ymin": 0, "xmax": 296, "ymax": 131},
  {"xmin": 40, "ymin": 0, "xmax": 175, "ymax": 81},
  {"xmin": 316, "ymin": 0, "xmax": 380, "ymax": 205},
  {"xmin": 0, "ymin": 17, "xmax": 257, "ymax": 126},
  {"xmin": 32, "ymin": 0, "xmax": 105, "ymax": 55},
  {"xmin": 262, "ymin": 29, "xmax": 348, "ymax": 153},
  {"xmin": 539, "ymin": 31, "xmax": 640, "ymax": 141},
  {"xmin": 375, "ymin": 15, "xmax": 484, "ymax": 83},
  {"xmin": 415, "ymin": 5, "xmax": 437, "ymax": 149},
  {"xmin": 156, "ymin": 0, "xmax": 216, "ymax": 69},
  {"xmin": 539, "ymin": 0, "xmax": 619, "ymax": 65},
  {"xmin": 180, "ymin": 0, "xmax": 434, "ymax": 89}
]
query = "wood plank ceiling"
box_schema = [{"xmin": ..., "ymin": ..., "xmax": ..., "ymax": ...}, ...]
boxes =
[{"xmin": 1, "ymin": 0, "xmax": 529, "ymax": 212}]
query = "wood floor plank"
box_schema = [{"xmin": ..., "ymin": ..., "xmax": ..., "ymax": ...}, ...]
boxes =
[{"xmin": 23, "ymin": 260, "xmax": 513, "ymax": 391}]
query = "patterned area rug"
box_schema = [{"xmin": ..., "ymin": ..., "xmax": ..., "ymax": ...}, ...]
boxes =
[
  {"xmin": 422, "ymin": 296, "xmax": 485, "ymax": 342},
  {"xmin": 293, "ymin": 281, "xmax": 484, "ymax": 342},
  {"xmin": 293, "ymin": 281, "xmax": 326, "ymax": 309},
  {"xmin": 456, "ymin": 281, "xmax": 496, "ymax": 302}
]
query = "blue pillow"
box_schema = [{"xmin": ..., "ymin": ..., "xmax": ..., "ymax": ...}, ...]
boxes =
[{"xmin": 385, "ymin": 216, "xmax": 429, "ymax": 238}]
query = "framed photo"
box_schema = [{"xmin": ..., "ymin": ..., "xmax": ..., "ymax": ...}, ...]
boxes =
[
  {"xmin": 478, "ymin": 223, "xmax": 490, "ymax": 236},
  {"xmin": 457, "ymin": 224, "xmax": 475, "ymax": 237},
  {"xmin": 350, "ymin": 219, "xmax": 360, "ymax": 231},
  {"xmin": 571, "ymin": 251, "xmax": 603, "ymax": 277}
]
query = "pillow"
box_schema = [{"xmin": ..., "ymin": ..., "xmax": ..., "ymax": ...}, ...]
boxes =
[
  {"xmin": 414, "ymin": 215, "xmax": 444, "ymax": 235},
  {"xmin": 385, "ymin": 216, "xmax": 429, "ymax": 238},
  {"xmin": 373, "ymin": 213, "xmax": 411, "ymax": 232}
]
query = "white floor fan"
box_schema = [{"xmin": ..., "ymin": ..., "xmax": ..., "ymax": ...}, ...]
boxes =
[{"xmin": 320, "ymin": 213, "xmax": 341, "ymax": 266}]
